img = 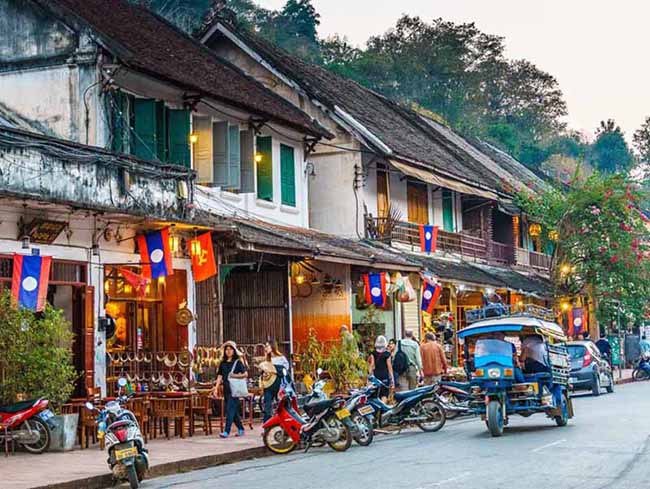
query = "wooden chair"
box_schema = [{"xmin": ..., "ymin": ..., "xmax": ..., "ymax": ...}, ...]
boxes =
[
  {"xmin": 190, "ymin": 393, "xmax": 212, "ymax": 436},
  {"xmin": 151, "ymin": 398, "xmax": 188, "ymax": 439},
  {"xmin": 128, "ymin": 398, "xmax": 151, "ymax": 443},
  {"xmin": 78, "ymin": 405, "xmax": 98, "ymax": 449}
]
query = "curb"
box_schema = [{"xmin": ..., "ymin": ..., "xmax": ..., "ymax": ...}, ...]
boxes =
[
  {"xmin": 615, "ymin": 377, "xmax": 635, "ymax": 385},
  {"xmin": 31, "ymin": 446, "xmax": 270, "ymax": 489}
]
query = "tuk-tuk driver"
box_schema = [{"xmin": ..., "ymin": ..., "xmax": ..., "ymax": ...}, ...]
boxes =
[{"xmin": 521, "ymin": 335, "xmax": 548, "ymax": 373}]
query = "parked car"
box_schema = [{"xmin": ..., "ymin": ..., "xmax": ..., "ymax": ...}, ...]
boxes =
[{"xmin": 567, "ymin": 341, "xmax": 614, "ymax": 396}]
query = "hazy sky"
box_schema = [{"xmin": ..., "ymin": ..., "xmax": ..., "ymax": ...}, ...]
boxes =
[{"xmin": 258, "ymin": 0, "xmax": 650, "ymax": 142}]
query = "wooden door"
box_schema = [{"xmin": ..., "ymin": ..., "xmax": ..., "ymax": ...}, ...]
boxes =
[
  {"xmin": 407, "ymin": 180, "xmax": 429, "ymax": 224},
  {"xmin": 377, "ymin": 168, "xmax": 389, "ymax": 218},
  {"xmin": 83, "ymin": 286, "xmax": 95, "ymax": 396}
]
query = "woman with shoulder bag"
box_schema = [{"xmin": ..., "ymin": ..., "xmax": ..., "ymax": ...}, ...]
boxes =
[
  {"xmin": 260, "ymin": 339, "xmax": 289, "ymax": 422},
  {"xmin": 212, "ymin": 341, "xmax": 248, "ymax": 438}
]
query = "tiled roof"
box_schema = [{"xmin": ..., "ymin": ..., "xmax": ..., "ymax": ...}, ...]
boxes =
[
  {"xmin": 205, "ymin": 20, "xmax": 545, "ymax": 198},
  {"xmin": 38, "ymin": 0, "xmax": 329, "ymax": 138}
]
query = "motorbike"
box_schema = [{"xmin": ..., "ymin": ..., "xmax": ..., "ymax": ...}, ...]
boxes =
[
  {"xmin": 85, "ymin": 378, "xmax": 149, "ymax": 489},
  {"xmin": 633, "ymin": 353, "xmax": 650, "ymax": 381},
  {"xmin": 433, "ymin": 381, "xmax": 472, "ymax": 420},
  {"xmin": 363, "ymin": 377, "xmax": 446, "ymax": 432},
  {"xmin": 0, "ymin": 398, "xmax": 53, "ymax": 453},
  {"xmin": 344, "ymin": 388, "xmax": 375, "ymax": 446},
  {"xmin": 262, "ymin": 370, "xmax": 354, "ymax": 454}
]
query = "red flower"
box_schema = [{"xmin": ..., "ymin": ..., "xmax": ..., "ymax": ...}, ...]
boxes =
[
  {"xmin": 620, "ymin": 223, "xmax": 632, "ymax": 232},
  {"xmin": 598, "ymin": 246, "xmax": 607, "ymax": 253},
  {"xmin": 610, "ymin": 255, "xmax": 619, "ymax": 263},
  {"xmin": 637, "ymin": 253, "xmax": 644, "ymax": 263},
  {"xmin": 605, "ymin": 189, "xmax": 613, "ymax": 199},
  {"xmin": 612, "ymin": 242, "xmax": 619, "ymax": 249},
  {"xmin": 632, "ymin": 239, "xmax": 640, "ymax": 249}
]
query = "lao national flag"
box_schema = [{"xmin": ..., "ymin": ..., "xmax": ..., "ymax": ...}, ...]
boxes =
[
  {"xmin": 419, "ymin": 225, "xmax": 438, "ymax": 253},
  {"xmin": 11, "ymin": 254, "xmax": 52, "ymax": 311},
  {"xmin": 363, "ymin": 272, "xmax": 387, "ymax": 307},
  {"xmin": 137, "ymin": 228, "xmax": 174, "ymax": 279},
  {"xmin": 421, "ymin": 281, "xmax": 442, "ymax": 314}
]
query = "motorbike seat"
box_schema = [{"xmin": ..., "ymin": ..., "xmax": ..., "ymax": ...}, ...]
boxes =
[
  {"xmin": 0, "ymin": 399, "xmax": 39, "ymax": 414},
  {"xmin": 439, "ymin": 381, "xmax": 471, "ymax": 391},
  {"xmin": 303, "ymin": 399, "xmax": 334, "ymax": 416},
  {"xmin": 393, "ymin": 386, "xmax": 432, "ymax": 402}
]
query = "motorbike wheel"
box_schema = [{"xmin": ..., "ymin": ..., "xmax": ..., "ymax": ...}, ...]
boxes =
[
  {"xmin": 20, "ymin": 417, "xmax": 51, "ymax": 454},
  {"xmin": 416, "ymin": 400, "xmax": 446, "ymax": 433},
  {"xmin": 633, "ymin": 368, "xmax": 649, "ymax": 381},
  {"xmin": 325, "ymin": 417, "xmax": 352, "ymax": 452},
  {"xmin": 351, "ymin": 413, "xmax": 374, "ymax": 447},
  {"xmin": 263, "ymin": 426, "xmax": 296, "ymax": 455},
  {"xmin": 487, "ymin": 400, "xmax": 504, "ymax": 437},
  {"xmin": 555, "ymin": 392, "xmax": 569, "ymax": 427},
  {"xmin": 441, "ymin": 393, "xmax": 461, "ymax": 420},
  {"xmin": 127, "ymin": 464, "xmax": 139, "ymax": 489}
]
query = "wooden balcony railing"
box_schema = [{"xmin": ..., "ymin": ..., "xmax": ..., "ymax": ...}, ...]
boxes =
[{"xmin": 515, "ymin": 247, "xmax": 551, "ymax": 272}]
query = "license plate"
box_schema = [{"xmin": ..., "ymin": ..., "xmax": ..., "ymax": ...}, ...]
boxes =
[
  {"xmin": 114, "ymin": 446, "xmax": 138, "ymax": 461},
  {"xmin": 335, "ymin": 408, "xmax": 351, "ymax": 420},
  {"xmin": 39, "ymin": 409, "xmax": 54, "ymax": 421},
  {"xmin": 569, "ymin": 377, "xmax": 577, "ymax": 383},
  {"xmin": 357, "ymin": 405, "xmax": 374, "ymax": 416}
]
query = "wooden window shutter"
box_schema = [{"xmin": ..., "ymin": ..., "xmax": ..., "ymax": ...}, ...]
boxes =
[
  {"xmin": 280, "ymin": 144, "xmax": 296, "ymax": 207},
  {"xmin": 240, "ymin": 129, "xmax": 255, "ymax": 193},
  {"xmin": 407, "ymin": 180, "xmax": 429, "ymax": 224},
  {"xmin": 442, "ymin": 189, "xmax": 454, "ymax": 232},
  {"xmin": 256, "ymin": 136, "xmax": 273, "ymax": 201},
  {"xmin": 133, "ymin": 98, "xmax": 157, "ymax": 161},
  {"xmin": 167, "ymin": 108, "xmax": 190, "ymax": 167},
  {"xmin": 213, "ymin": 121, "xmax": 229, "ymax": 187},
  {"xmin": 228, "ymin": 125, "xmax": 241, "ymax": 190},
  {"xmin": 192, "ymin": 115, "xmax": 213, "ymax": 183}
]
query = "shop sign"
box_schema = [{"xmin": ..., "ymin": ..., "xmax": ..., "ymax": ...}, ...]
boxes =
[{"xmin": 24, "ymin": 219, "xmax": 67, "ymax": 244}]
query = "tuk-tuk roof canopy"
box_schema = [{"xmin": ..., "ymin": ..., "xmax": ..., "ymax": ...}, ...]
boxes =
[{"xmin": 457, "ymin": 316, "xmax": 566, "ymax": 340}]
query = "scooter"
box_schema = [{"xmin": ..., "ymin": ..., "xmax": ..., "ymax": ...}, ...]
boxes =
[
  {"xmin": 363, "ymin": 377, "xmax": 446, "ymax": 432},
  {"xmin": 434, "ymin": 381, "xmax": 472, "ymax": 420},
  {"xmin": 262, "ymin": 370, "xmax": 354, "ymax": 454},
  {"xmin": 0, "ymin": 398, "xmax": 53, "ymax": 453},
  {"xmin": 86, "ymin": 378, "xmax": 149, "ymax": 489},
  {"xmin": 344, "ymin": 388, "xmax": 375, "ymax": 446},
  {"xmin": 633, "ymin": 353, "xmax": 650, "ymax": 381}
]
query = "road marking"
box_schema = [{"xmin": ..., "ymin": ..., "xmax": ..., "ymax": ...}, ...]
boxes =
[
  {"xmin": 415, "ymin": 472, "xmax": 471, "ymax": 488},
  {"xmin": 532, "ymin": 439, "xmax": 566, "ymax": 453}
]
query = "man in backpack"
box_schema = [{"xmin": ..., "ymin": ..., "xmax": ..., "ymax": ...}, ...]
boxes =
[{"xmin": 398, "ymin": 330, "xmax": 423, "ymax": 390}]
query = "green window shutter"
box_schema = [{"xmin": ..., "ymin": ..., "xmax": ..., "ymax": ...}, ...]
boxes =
[
  {"xmin": 166, "ymin": 108, "xmax": 190, "ymax": 167},
  {"xmin": 133, "ymin": 98, "xmax": 157, "ymax": 160},
  {"xmin": 256, "ymin": 136, "xmax": 273, "ymax": 201},
  {"xmin": 213, "ymin": 121, "xmax": 229, "ymax": 187},
  {"xmin": 192, "ymin": 115, "xmax": 213, "ymax": 183},
  {"xmin": 280, "ymin": 144, "xmax": 296, "ymax": 207},
  {"xmin": 442, "ymin": 189, "xmax": 454, "ymax": 232},
  {"xmin": 240, "ymin": 129, "xmax": 255, "ymax": 193},
  {"xmin": 156, "ymin": 101, "xmax": 167, "ymax": 161},
  {"xmin": 228, "ymin": 125, "xmax": 241, "ymax": 190}
]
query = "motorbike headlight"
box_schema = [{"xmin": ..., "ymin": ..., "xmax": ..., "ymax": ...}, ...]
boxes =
[{"xmin": 488, "ymin": 368, "xmax": 501, "ymax": 379}]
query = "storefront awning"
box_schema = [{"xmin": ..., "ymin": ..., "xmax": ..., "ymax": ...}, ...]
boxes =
[{"xmin": 389, "ymin": 159, "xmax": 499, "ymax": 201}]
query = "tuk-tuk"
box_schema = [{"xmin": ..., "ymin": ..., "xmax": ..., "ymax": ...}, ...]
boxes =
[{"xmin": 459, "ymin": 304, "xmax": 573, "ymax": 437}]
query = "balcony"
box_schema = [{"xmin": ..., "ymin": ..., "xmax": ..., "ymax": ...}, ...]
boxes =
[{"xmin": 365, "ymin": 217, "xmax": 551, "ymax": 273}]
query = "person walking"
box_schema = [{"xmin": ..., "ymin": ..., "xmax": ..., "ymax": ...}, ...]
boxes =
[
  {"xmin": 398, "ymin": 330, "xmax": 423, "ymax": 390},
  {"xmin": 213, "ymin": 341, "xmax": 248, "ymax": 438},
  {"xmin": 368, "ymin": 335, "xmax": 394, "ymax": 399},
  {"xmin": 388, "ymin": 338, "xmax": 399, "ymax": 387},
  {"xmin": 420, "ymin": 332, "xmax": 448, "ymax": 385},
  {"xmin": 260, "ymin": 339, "xmax": 289, "ymax": 422}
]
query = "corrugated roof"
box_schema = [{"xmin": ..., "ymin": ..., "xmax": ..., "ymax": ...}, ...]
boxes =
[{"xmin": 38, "ymin": 0, "xmax": 330, "ymax": 138}]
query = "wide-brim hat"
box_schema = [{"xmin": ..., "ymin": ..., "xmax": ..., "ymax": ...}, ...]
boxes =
[{"xmin": 221, "ymin": 340, "xmax": 245, "ymax": 358}]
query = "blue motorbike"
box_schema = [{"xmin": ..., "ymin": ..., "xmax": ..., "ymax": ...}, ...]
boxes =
[
  {"xmin": 633, "ymin": 354, "xmax": 650, "ymax": 381},
  {"xmin": 362, "ymin": 377, "xmax": 446, "ymax": 432}
]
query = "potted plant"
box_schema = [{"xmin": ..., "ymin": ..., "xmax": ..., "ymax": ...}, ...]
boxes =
[
  {"xmin": 296, "ymin": 329, "xmax": 323, "ymax": 389},
  {"xmin": 0, "ymin": 291, "xmax": 79, "ymax": 451},
  {"xmin": 323, "ymin": 331, "xmax": 368, "ymax": 393}
]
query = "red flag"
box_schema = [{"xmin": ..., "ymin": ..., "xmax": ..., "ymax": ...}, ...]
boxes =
[
  {"xmin": 189, "ymin": 232, "xmax": 217, "ymax": 282},
  {"xmin": 118, "ymin": 267, "xmax": 150, "ymax": 297}
]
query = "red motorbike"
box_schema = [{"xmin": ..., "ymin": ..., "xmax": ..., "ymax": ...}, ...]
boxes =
[
  {"xmin": 0, "ymin": 398, "xmax": 53, "ymax": 453},
  {"xmin": 262, "ymin": 371, "xmax": 353, "ymax": 454}
]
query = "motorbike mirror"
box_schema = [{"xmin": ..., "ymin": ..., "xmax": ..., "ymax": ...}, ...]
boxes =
[
  {"xmin": 316, "ymin": 368, "xmax": 323, "ymax": 376},
  {"xmin": 117, "ymin": 377, "xmax": 128, "ymax": 387},
  {"xmin": 85, "ymin": 401, "xmax": 94, "ymax": 411}
]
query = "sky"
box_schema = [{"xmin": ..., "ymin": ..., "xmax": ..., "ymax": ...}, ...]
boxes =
[{"xmin": 258, "ymin": 0, "xmax": 650, "ymax": 142}]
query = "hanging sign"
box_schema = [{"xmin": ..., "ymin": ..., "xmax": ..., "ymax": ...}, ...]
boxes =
[
  {"xmin": 24, "ymin": 219, "xmax": 67, "ymax": 244},
  {"xmin": 11, "ymin": 254, "xmax": 52, "ymax": 311}
]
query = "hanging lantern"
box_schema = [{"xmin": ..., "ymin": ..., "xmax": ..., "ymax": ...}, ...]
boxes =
[
  {"xmin": 190, "ymin": 238, "xmax": 202, "ymax": 257},
  {"xmin": 254, "ymin": 153, "xmax": 263, "ymax": 163},
  {"xmin": 548, "ymin": 229, "xmax": 559, "ymax": 242},
  {"xmin": 295, "ymin": 274, "xmax": 306, "ymax": 285},
  {"xmin": 529, "ymin": 223, "xmax": 542, "ymax": 237},
  {"xmin": 168, "ymin": 234, "xmax": 179, "ymax": 254}
]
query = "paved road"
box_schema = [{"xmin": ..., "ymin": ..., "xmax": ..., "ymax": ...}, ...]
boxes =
[{"xmin": 145, "ymin": 383, "xmax": 650, "ymax": 489}]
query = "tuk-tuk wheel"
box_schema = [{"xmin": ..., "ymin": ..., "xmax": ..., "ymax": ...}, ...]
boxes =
[
  {"xmin": 487, "ymin": 400, "xmax": 504, "ymax": 437},
  {"xmin": 555, "ymin": 392, "xmax": 569, "ymax": 427}
]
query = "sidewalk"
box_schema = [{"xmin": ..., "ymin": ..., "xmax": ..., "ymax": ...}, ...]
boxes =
[
  {"xmin": 615, "ymin": 368, "xmax": 634, "ymax": 385},
  {"xmin": 0, "ymin": 426, "xmax": 267, "ymax": 489}
]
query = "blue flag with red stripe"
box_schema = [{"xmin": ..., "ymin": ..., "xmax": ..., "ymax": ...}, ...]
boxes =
[
  {"xmin": 11, "ymin": 254, "xmax": 52, "ymax": 311},
  {"xmin": 421, "ymin": 281, "xmax": 442, "ymax": 314},
  {"xmin": 137, "ymin": 228, "xmax": 174, "ymax": 279},
  {"xmin": 363, "ymin": 272, "xmax": 387, "ymax": 307},
  {"xmin": 419, "ymin": 225, "xmax": 438, "ymax": 253}
]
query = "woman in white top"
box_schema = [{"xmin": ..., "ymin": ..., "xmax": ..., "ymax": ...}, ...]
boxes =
[{"xmin": 261, "ymin": 339, "xmax": 289, "ymax": 421}]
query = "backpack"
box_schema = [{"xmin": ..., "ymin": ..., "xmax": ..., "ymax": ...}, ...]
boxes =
[{"xmin": 392, "ymin": 341, "xmax": 409, "ymax": 375}]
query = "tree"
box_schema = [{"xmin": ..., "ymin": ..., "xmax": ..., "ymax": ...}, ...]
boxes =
[
  {"xmin": 633, "ymin": 116, "xmax": 650, "ymax": 163},
  {"xmin": 263, "ymin": 0, "xmax": 322, "ymax": 63},
  {"xmin": 590, "ymin": 120, "xmax": 635, "ymax": 173},
  {"xmin": 515, "ymin": 174, "xmax": 650, "ymax": 325}
]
